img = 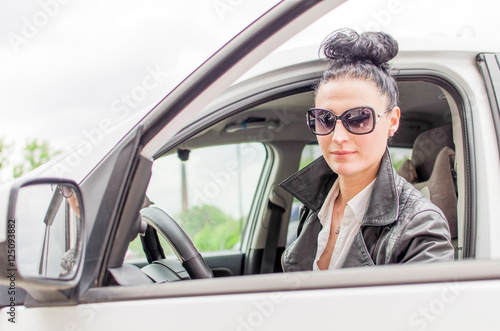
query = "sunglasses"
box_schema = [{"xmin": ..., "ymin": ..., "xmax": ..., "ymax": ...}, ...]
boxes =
[{"xmin": 307, "ymin": 106, "xmax": 391, "ymax": 135}]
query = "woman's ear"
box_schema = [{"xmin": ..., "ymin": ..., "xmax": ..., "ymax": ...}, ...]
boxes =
[{"xmin": 388, "ymin": 106, "xmax": 400, "ymax": 137}]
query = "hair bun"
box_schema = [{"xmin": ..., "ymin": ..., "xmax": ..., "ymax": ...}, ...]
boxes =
[{"xmin": 320, "ymin": 28, "xmax": 398, "ymax": 67}]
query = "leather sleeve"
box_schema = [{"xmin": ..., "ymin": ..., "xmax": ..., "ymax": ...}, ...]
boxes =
[
  {"xmin": 282, "ymin": 205, "xmax": 322, "ymax": 272},
  {"xmin": 392, "ymin": 209, "xmax": 455, "ymax": 264}
]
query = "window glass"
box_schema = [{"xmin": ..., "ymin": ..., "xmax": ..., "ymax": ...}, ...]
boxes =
[
  {"xmin": 389, "ymin": 147, "xmax": 412, "ymax": 172},
  {"xmin": 127, "ymin": 143, "xmax": 267, "ymax": 259},
  {"xmin": 298, "ymin": 144, "xmax": 323, "ymax": 170}
]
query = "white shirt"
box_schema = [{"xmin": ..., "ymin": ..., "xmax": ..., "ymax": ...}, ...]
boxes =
[{"xmin": 313, "ymin": 179, "xmax": 376, "ymax": 270}]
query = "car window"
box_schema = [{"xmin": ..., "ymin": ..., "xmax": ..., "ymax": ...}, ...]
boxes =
[
  {"xmin": 127, "ymin": 142, "xmax": 267, "ymax": 259},
  {"xmin": 389, "ymin": 146, "xmax": 412, "ymax": 172}
]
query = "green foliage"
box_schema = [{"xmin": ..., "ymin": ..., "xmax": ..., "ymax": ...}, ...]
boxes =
[
  {"xmin": 127, "ymin": 235, "xmax": 146, "ymax": 259},
  {"xmin": 299, "ymin": 156, "xmax": 316, "ymax": 170},
  {"xmin": 13, "ymin": 139, "xmax": 61, "ymax": 178},
  {"xmin": 299, "ymin": 145, "xmax": 319, "ymax": 170},
  {"xmin": 392, "ymin": 157, "xmax": 408, "ymax": 172},
  {"xmin": 178, "ymin": 204, "xmax": 241, "ymax": 251}
]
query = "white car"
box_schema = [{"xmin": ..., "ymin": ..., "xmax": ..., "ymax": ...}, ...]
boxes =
[{"xmin": 2, "ymin": 1, "xmax": 500, "ymax": 330}]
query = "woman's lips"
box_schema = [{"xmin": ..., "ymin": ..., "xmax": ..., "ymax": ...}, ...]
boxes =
[{"xmin": 331, "ymin": 150, "xmax": 355, "ymax": 159}]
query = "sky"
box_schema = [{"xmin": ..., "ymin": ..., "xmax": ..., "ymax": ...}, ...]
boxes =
[
  {"xmin": 0, "ymin": 0, "xmax": 279, "ymax": 182},
  {"xmin": 1, "ymin": 0, "xmax": 500, "ymax": 184}
]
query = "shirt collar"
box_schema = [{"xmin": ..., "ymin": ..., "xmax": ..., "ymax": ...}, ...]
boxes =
[
  {"xmin": 348, "ymin": 179, "xmax": 376, "ymax": 222},
  {"xmin": 317, "ymin": 180, "xmax": 338, "ymax": 226},
  {"xmin": 317, "ymin": 178, "xmax": 376, "ymax": 226}
]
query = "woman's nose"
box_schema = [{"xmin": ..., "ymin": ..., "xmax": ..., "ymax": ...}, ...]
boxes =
[{"xmin": 331, "ymin": 120, "xmax": 349, "ymax": 143}]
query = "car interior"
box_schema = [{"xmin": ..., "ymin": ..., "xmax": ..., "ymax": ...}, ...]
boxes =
[{"xmin": 121, "ymin": 70, "xmax": 466, "ymax": 284}]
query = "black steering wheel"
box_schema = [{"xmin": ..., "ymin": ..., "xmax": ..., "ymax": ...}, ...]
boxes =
[{"xmin": 140, "ymin": 206, "xmax": 213, "ymax": 280}]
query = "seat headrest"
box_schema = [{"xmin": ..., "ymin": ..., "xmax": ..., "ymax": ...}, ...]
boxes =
[
  {"xmin": 413, "ymin": 147, "xmax": 457, "ymax": 239},
  {"xmin": 411, "ymin": 125, "xmax": 454, "ymax": 181}
]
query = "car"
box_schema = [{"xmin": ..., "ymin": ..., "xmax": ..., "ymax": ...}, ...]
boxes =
[{"xmin": 2, "ymin": 0, "xmax": 500, "ymax": 330}]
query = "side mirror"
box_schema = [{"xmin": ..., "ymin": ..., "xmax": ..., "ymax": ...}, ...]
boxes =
[{"xmin": 0, "ymin": 178, "xmax": 85, "ymax": 302}]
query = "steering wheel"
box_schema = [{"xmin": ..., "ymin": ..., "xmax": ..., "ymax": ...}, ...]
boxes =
[{"xmin": 140, "ymin": 206, "xmax": 213, "ymax": 280}]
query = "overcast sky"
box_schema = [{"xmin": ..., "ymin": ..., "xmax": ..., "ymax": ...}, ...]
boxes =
[
  {"xmin": 0, "ymin": 0, "xmax": 280, "ymax": 181},
  {"xmin": 1, "ymin": 0, "xmax": 499, "ymax": 182}
]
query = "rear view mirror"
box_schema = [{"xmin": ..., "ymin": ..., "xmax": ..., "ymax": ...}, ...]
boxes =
[{"xmin": 1, "ymin": 178, "xmax": 85, "ymax": 290}]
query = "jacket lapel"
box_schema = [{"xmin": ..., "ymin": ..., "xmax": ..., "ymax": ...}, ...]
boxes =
[
  {"xmin": 280, "ymin": 156, "xmax": 337, "ymax": 211},
  {"xmin": 362, "ymin": 149, "xmax": 399, "ymax": 226},
  {"xmin": 342, "ymin": 231, "xmax": 375, "ymax": 267}
]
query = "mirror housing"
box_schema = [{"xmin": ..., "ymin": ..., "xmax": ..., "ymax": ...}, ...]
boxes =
[{"xmin": 0, "ymin": 178, "xmax": 85, "ymax": 304}]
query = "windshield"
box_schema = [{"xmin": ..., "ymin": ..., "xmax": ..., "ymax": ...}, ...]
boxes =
[{"xmin": 0, "ymin": 0, "xmax": 279, "ymax": 182}]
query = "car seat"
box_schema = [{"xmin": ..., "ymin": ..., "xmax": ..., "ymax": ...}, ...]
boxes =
[{"xmin": 397, "ymin": 125, "xmax": 458, "ymax": 256}]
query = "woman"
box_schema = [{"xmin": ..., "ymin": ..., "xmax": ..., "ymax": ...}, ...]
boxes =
[{"xmin": 280, "ymin": 28, "xmax": 454, "ymax": 271}]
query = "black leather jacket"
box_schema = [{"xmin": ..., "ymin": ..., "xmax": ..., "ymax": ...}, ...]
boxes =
[{"xmin": 280, "ymin": 149, "xmax": 454, "ymax": 272}]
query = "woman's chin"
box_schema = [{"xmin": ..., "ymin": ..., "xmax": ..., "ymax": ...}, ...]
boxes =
[{"xmin": 328, "ymin": 162, "xmax": 358, "ymax": 177}]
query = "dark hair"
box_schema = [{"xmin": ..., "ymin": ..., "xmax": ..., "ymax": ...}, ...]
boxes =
[{"xmin": 316, "ymin": 28, "xmax": 399, "ymax": 108}]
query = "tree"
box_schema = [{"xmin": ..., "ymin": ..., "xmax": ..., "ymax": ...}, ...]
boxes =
[
  {"xmin": 13, "ymin": 139, "xmax": 61, "ymax": 178},
  {"xmin": 178, "ymin": 204, "xmax": 241, "ymax": 251}
]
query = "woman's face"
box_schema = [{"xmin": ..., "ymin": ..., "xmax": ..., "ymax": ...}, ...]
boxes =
[{"xmin": 315, "ymin": 78, "xmax": 400, "ymax": 181}]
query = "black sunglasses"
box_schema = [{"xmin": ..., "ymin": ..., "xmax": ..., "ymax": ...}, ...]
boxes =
[{"xmin": 307, "ymin": 106, "xmax": 391, "ymax": 135}]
